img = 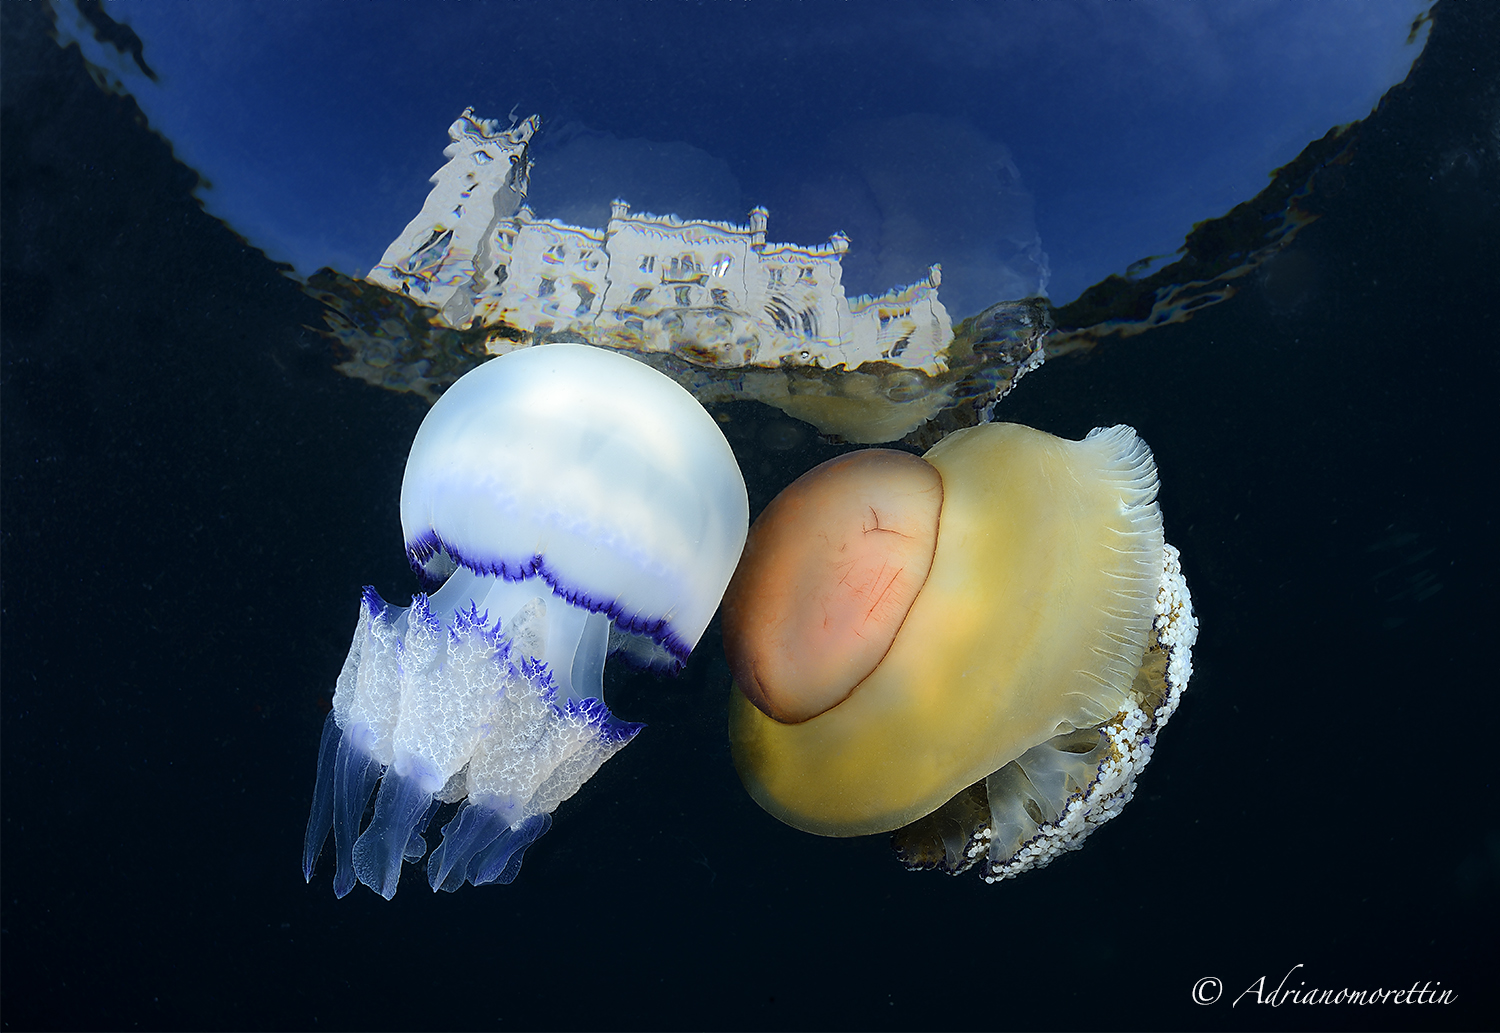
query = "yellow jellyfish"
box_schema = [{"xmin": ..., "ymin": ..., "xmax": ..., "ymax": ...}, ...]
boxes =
[{"xmin": 722, "ymin": 422, "xmax": 1197, "ymax": 882}]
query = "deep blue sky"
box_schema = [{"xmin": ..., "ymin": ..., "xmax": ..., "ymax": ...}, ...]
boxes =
[{"xmin": 56, "ymin": 0, "xmax": 1431, "ymax": 309}]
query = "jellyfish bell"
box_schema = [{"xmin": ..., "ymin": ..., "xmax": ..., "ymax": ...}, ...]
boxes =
[
  {"xmin": 303, "ymin": 343, "xmax": 749, "ymax": 898},
  {"xmin": 723, "ymin": 422, "xmax": 1197, "ymax": 881}
]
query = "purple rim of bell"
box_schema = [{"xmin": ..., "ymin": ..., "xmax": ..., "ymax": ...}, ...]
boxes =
[{"xmin": 406, "ymin": 529, "xmax": 693, "ymax": 665}]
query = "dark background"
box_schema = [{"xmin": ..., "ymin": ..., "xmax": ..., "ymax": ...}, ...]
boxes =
[{"xmin": 2, "ymin": 2, "xmax": 1494, "ymax": 1030}]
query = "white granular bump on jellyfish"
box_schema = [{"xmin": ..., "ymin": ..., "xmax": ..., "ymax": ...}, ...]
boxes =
[{"xmin": 977, "ymin": 544, "xmax": 1198, "ymax": 883}]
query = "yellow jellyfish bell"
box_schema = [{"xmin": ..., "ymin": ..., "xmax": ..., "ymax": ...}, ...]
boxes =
[{"xmin": 723, "ymin": 422, "xmax": 1197, "ymax": 881}]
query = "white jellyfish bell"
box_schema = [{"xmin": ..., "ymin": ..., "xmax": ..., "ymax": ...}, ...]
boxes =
[{"xmin": 302, "ymin": 344, "xmax": 749, "ymax": 898}]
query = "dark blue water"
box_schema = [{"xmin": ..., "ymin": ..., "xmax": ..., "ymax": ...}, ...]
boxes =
[{"xmin": 2, "ymin": 2, "xmax": 1493, "ymax": 1030}]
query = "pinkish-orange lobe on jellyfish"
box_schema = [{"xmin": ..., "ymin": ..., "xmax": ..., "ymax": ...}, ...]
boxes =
[{"xmin": 721, "ymin": 449, "xmax": 943, "ymax": 723}]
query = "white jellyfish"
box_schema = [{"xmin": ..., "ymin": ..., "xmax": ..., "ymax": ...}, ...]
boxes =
[{"xmin": 302, "ymin": 343, "xmax": 749, "ymax": 898}]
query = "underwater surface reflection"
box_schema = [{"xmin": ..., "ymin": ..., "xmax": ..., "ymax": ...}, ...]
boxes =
[{"xmin": 2, "ymin": 1, "xmax": 1494, "ymax": 1029}]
